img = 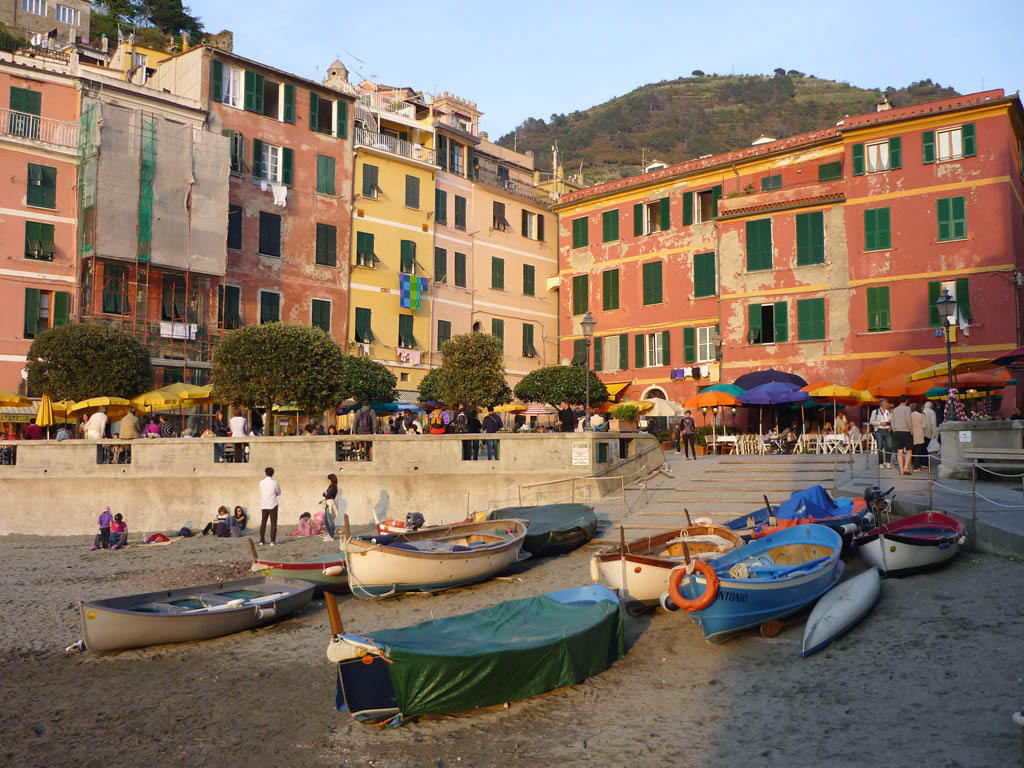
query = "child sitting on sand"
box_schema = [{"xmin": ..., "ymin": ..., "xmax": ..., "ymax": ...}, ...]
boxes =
[
  {"xmin": 290, "ymin": 511, "xmax": 315, "ymax": 537},
  {"xmin": 201, "ymin": 506, "xmax": 231, "ymax": 537},
  {"xmin": 91, "ymin": 506, "xmax": 114, "ymax": 550},
  {"xmin": 109, "ymin": 513, "xmax": 128, "ymax": 550}
]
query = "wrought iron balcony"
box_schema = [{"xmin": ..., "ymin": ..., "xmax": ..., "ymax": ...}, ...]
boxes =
[
  {"xmin": 474, "ymin": 157, "xmax": 553, "ymax": 204},
  {"xmin": 0, "ymin": 108, "xmax": 79, "ymax": 149},
  {"xmin": 357, "ymin": 93, "xmax": 417, "ymax": 119},
  {"xmin": 355, "ymin": 127, "xmax": 435, "ymax": 165}
]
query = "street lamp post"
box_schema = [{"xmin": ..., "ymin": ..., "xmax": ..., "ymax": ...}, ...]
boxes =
[
  {"xmin": 936, "ymin": 289, "xmax": 958, "ymax": 394},
  {"xmin": 581, "ymin": 311, "xmax": 596, "ymax": 430}
]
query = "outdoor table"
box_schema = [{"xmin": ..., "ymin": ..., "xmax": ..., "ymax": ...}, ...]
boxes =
[
  {"xmin": 822, "ymin": 434, "xmax": 849, "ymax": 454},
  {"xmin": 711, "ymin": 435, "xmax": 738, "ymax": 454}
]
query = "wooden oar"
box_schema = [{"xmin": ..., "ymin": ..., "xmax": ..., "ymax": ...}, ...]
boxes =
[
  {"xmin": 247, "ymin": 538, "xmax": 258, "ymax": 561},
  {"xmin": 325, "ymin": 592, "xmax": 344, "ymax": 635},
  {"xmin": 683, "ymin": 507, "xmax": 693, "ymax": 527}
]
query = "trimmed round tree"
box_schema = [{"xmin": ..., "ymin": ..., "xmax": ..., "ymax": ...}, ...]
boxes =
[
  {"xmin": 415, "ymin": 366, "xmax": 444, "ymax": 406},
  {"xmin": 437, "ymin": 333, "xmax": 512, "ymax": 408},
  {"xmin": 25, "ymin": 323, "xmax": 152, "ymax": 401},
  {"xmin": 341, "ymin": 354, "xmax": 397, "ymax": 403},
  {"xmin": 513, "ymin": 365, "xmax": 609, "ymax": 407}
]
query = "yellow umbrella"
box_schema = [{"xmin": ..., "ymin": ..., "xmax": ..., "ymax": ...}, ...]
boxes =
[
  {"xmin": 905, "ymin": 358, "xmax": 997, "ymax": 382},
  {"xmin": 804, "ymin": 383, "xmax": 875, "ymax": 404},
  {"xmin": 36, "ymin": 393, "xmax": 55, "ymax": 429},
  {"xmin": 68, "ymin": 396, "xmax": 131, "ymax": 422},
  {"xmin": 618, "ymin": 400, "xmax": 655, "ymax": 413},
  {"xmin": 50, "ymin": 399, "xmax": 75, "ymax": 418},
  {"xmin": 131, "ymin": 389, "xmax": 185, "ymax": 412},
  {"xmin": 158, "ymin": 382, "xmax": 214, "ymax": 402},
  {"xmin": 494, "ymin": 403, "xmax": 527, "ymax": 412},
  {"xmin": 0, "ymin": 389, "xmax": 32, "ymax": 407}
]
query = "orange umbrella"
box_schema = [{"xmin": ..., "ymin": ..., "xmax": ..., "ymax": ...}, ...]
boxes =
[
  {"xmin": 684, "ymin": 390, "xmax": 741, "ymax": 409},
  {"xmin": 872, "ymin": 371, "xmax": 1010, "ymax": 399},
  {"xmin": 852, "ymin": 353, "xmax": 934, "ymax": 392}
]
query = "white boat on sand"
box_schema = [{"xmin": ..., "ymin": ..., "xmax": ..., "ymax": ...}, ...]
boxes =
[{"xmin": 801, "ymin": 567, "xmax": 880, "ymax": 656}]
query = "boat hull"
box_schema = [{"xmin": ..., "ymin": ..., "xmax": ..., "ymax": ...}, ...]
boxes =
[
  {"xmin": 80, "ymin": 576, "xmax": 314, "ymax": 653},
  {"xmin": 854, "ymin": 511, "xmax": 966, "ymax": 577},
  {"xmin": 492, "ymin": 503, "xmax": 598, "ymax": 556},
  {"xmin": 801, "ymin": 567, "xmax": 880, "ymax": 656},
  {"xmin": 252, "ymin": 554, "xmax": 348, "ymax": 593}
]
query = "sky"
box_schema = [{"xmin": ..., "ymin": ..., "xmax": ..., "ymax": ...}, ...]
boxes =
[{"xmin": 187, "ymin": 0, "xmax": 1023, "ymax": 140}]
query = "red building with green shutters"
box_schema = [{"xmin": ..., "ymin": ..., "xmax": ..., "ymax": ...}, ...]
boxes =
[{"xmin": 554, "ymin": 89, "xmax": 1024, "ymax": 411}]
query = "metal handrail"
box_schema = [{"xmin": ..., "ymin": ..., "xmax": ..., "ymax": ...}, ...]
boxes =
[
  {"xmin": 0, "ymin": 107, "xmax": 79, "ymax": 148},
  {"xmin": 355, "ymin": 127, "xmax": 435, "ymax": 165}
]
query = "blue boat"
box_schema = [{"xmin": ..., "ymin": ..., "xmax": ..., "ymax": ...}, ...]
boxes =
[
  {"xmin": 723, "ymin": 485, "xmax": 869, "ymax": 544},
  {"xmin": 660, "ymin": 523, "xmax": 843, "ymax": 643}
]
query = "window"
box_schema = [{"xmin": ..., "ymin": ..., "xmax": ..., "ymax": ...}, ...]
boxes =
[
  {"xmin": 222, "ymin": 129, "xmax": 243, "ymax": 172},
  {"xmin": 797, "ymin": 298, "xmax": 826, "ymax": 341},
  {"xmin": 696, "ymin": 326, "xmax": 718, "ymax": 363},
  {"xmin": 398, "ymin": 314, "xmax": 416, "ymax": 348},
  {"xmin": 602, "ymin": 209, "xmax": 619, "ymax": 243},
  {"xmin": 746, "ymin": 219, "xmax": 772, "ymax": 271},
  {"xmin": 437, "ymin": 319, "xmax": 451, "ymax": 350},
  {"xmin": 9, "ymin": 87, "xmax": 41, "ymax": 138},
  {"xmin": 818, "ymin": 161, "xmax": 842, "ymax": 182},
  {"xmin": 634, "ymin": 198, "xmax": 669, "ymax": 235},
  {"xmin": 522, "ymin": 210, "xmax": 544, "ymax": 241},
  {"xmin": 133, "ymin": 53, "xmax": 148, "ymax": 71},
  {"xmin": 218, "ymin": 284, "xmax": 241, "ymax": 329},
  {"xmin": 243, "ymin": 70, "xmax": 266, "ymax": 114},
  {"xmin": 522, "ymin": 323, "xmax": 537, "ymax": 357},
  {"xmin": 572, "ymin": 274, "xmax": 588, "ymax": 315},
  {"xmin": 434, "ymin": 247, "xmax": 447, "ymax": 283},
  {"xmin": 316, "ymin": 155, "xmax": 336, "ymax": 195},
  {"xmin": 259, "ymin": 291, "xmax": 280, "ymax": 324},
  {"xmin": 311, "ymin": 299, "xmax": 331, "ymax": 333},
  {"xmin": 454, "ymin": 195, "xmax": 467, "ymax": 230},
  {"xmin": 437, "ymin": 134, "xmax": 448, "ymax": 172},
  {"xmin": 27, "ymin": 163, "xmax": 56, "ymax": 209},
  {"xmin": 315, "ymin": 223, "xmax": 337, "ymax": 266},
  {"xmin": 101, "ymin": 264, "xmax": 128, "ymax": 315},
  {"xmin": 213, "ymin": 61, "xmax": 243, "ymax": 109},
  {"xmin": 449, "ymin": 140, "xmax": 464, "ymax": 176},
  {"xmin": 523, "ymin": 263, "xmax": 535, "ymax": 296},
  {"xmin": 162, "ymin": 274, "xmax": 186, "ymax": 321},
  {"xmin": 454, "ymin": 252, "xmax": 467, "ymax": 287},
  {"xmin": 795, "ymin": 211, "xmax": 824, "ymax": 266},
  {"xmin": 642, "ymin": 261, "xmax": 662, "ymax": 305},
  {"xmin": 252, "ymin": 140, "xmax": 292, "ymax": 184},
  {"xmin": 362, "ymin": 163, "xmax": 379, "ymax": 198},
  {"xmin": 928, "ymin": 278, "xmax": 972, "ymax": 327},
  {"xmin": 24, "ymin": 288, "xmax": 69, "ymax": 339},
  {"xmin": 354, "ymin": 307, "xmax": 373, "ymax": 343},
  {"xmin": 405, "ymin": 175, "xmax": 420, "ymax": 209},
  {"xmin": 599, "ymin": 335, "xmax": 627, "ymax": 372},
  {"xmin": 572, "ymin": 216, "xmax": 588, "ymax": 248},
  {"xmin": 491, "ymin": 256, "xmax": 504, "ymax": 290},
  {"xmin": 435, "ymin": 189, "xmax": 447, "ymax": 225},
  {"xmin": 21, "ymin": 0, "xmax": 45, "ymax": 16},
  {"xmin": 866, "ymin": 287, "xmax": 890, "ymax": 332},
  {"xmin": 923, "ymin": 124, "xmax": 976, "ymax": 163},
  {"xmin": 853, "ymin": 138, "xmax": 902, "ymax": 175},
  {"xmin": 400, "ymin": 240, "xmax": 416, "ymax": 274},
  {"xmin": 637, "ymin": 331, "xmax": 669, "ymax": 367},
  {"xmin": 355, "ymin": 232, "xmax": 378, "ymax": 267},
  {"xmin": 937, "ymin": 196, "xmax": 967, "ymax": 241},
  {"xmin": 258, "ymin": 211, "xmax": 281, "ymax": 257},
  {"xmin": 864, "ymin": 207, "xmax": 891, "ymax": 251},
  {"xmin": 682, "ymin": 186, "xmax": 722, "ymax": 225},
  {"xmin": 602, "ymin": 269, "xmax": 619, "ymax": 310},
  {"xmin": 491, "ymin": 318, "xmax": 504, "ymax": 349},
  {"xmin": 693, "ymin": 252, "xmax": 715, "ymax": 297},
  {"xmin": 572, "ymin": 338, "xmax": 589, "ymax": 366},
  {"xmin": 493, "ymin": 201, "xmax": 509, "ymax": 231},
  {"xmin": 748, "ymin": 302, "xmax": 788, "ymax": 344},
  {"xmin": 24, "ymin": 221, "xmax": 55, "ymax": 261},
  {"xmin": 55, "ymin": 3, "xmax": 79, "ymax": 24},
  {"xmin": 309, "ymin": 92, "xmax": 334, "ymax": 133},
  {"xmin": 761, "ymin": 174, "xmax": 782, "ymax": 191}
]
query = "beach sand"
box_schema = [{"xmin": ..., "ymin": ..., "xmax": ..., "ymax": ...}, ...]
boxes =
[{"xmin": 1, "ymin": 530, "xmax": 1022, "ymax": 767}]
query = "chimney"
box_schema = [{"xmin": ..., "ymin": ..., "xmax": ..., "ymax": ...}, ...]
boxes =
[
  {"xmin": 100, "ymin": 33, "xmax": 108, "ymax": 53},
  {"xmin": 182, "ymin": 31, "xmax": 190, "ymax": 51},
  {"xmin": 876, "ymin": 96, "xmax": 891, "ymax": 112},
  {"xmin": 479, "ymin": 130, "xmax": 488, "ymax": 141}
]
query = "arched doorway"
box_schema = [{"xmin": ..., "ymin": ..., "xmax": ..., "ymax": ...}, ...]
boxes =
[{"xmin": 641, "ymin": 387, "xmax": 667, "ymax": 400}]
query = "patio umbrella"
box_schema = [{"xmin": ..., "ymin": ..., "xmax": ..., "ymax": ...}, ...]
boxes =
[
  {"xmin": 739, "ymin": 382, "xmax": 809, "ymax": 433},
  {"xmin": 733, "ymin": 368, "xmax": 807, "ymax": 390},
  {"xmin": 36, "ymin": 393, "xmax": 55, "ymax": 437},
  {"xmin": 68, "ymin": 396, "xmax": 131, "ymax": 423},
  {"xmin": 131, "ymin": 389, "xmax": 185, "ymax": 413},
  {"xmin": 0, "ymin": 389, "xmax": 32, "ymax": 407},
  {"xmin": 524, "ymin": 403, "xmax": 556, "ymax": 416},
  {"xmin": 851, "ymin": 352, "xmax": 932, "ymax": 392},
  {"xmin": 991, "ymin": 346, "xmax": 1024, "ymax": 367},
  {"xmin": 157, "ymin": 382, "xmax": 214, "ymax": 402},
  {"xmin": 684, "ymin": 390, "xmax": 741, "ymax": 445},
  {"xmin": 641, "ymin": 399, "xmax": 683, "ymax": 417},
  {"xmin": 494, "ymin": 403, "xmax": 526, "ymax": 412},
  {"xmin": 803, "ymin": 382, "xmax": 875, "ymax": 405},
  {"xmin": 700, "ymin": 383, "xmax": 746, "ymax": 398},
  {"xmin": 905, "ymin": 358, "xmax": 997, "ymax": 382}
]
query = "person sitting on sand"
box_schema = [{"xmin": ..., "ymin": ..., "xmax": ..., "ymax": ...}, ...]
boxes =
[
  {"xmin": 290, "ymin": 511, "xmax": 315, "ymax": 537},
  {"xmin": 230, "ymin": 505, "xmax": 247, "ymax": 536},
  {"xmin": 202, "ymin": 506, "xmax": 231, "ymax": 537},
  {"xmin": 92, "ymin": 506, "xmax": 114, "ymax": 550},
  {"xmin": 109, "ymin": 513, "xmax": 128, "ymax": 550}
]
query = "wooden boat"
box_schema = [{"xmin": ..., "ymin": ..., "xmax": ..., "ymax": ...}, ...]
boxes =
[
  {"xmin": 854, "ymin": 511, "xmax": 966, "ymax": 577},
  {"xmin": 724, "ymin": 485, "xmax": 869, "ymax": 545},
  {"xmin": 79, "ymin": 576, "xmax": 314, "ymax": 653},
  {"xmin": 344, "ymin": 519, "xmax": 528, "ymax": 599},
  {"xmin": 327, "ymin": 585, "xmax": 624, "ymax": 725},
  {"xmin": 491, "ymin": 503, "xmax": 597, "ymax": 556},
  {"xmin": 251, "ymin": 553, "xmax": 348, "ymax": 594},
  {"xmin": 589, "ymin": 524, "xmax": 744, "ymax": 607},
  {"xmin": 660, "ymin": 524, "xmax": 844, "ymax": 643},
  {"xmin": 801, "ymin": 567, "xmax": 880, "ymax": 656}
]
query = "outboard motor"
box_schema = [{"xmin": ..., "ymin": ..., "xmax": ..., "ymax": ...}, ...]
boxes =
[{"xmin": 405, "ymin": 512, "xmax": 425, "ymax": 531}]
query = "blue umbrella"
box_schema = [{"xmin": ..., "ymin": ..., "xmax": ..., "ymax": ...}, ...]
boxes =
[
  {"xmin": 738, "ymin": 382, "xmax": 809, "ymax": 405},
  {"xmin": 733, "ymin": 368, "xmax": 808, "ymax": 390}
]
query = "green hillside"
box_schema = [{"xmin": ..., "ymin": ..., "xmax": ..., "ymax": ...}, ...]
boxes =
[{"xmin": 497, "ymin": 71, "xmax": 959, "ymax": 185}]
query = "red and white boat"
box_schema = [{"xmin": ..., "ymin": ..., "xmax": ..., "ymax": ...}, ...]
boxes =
[{"xmin": 854, "ymin": 511, "xmax": 966, "ymax": 577}]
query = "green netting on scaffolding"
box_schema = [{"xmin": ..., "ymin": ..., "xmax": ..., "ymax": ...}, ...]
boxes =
[
  {"xmin": 77, "ymin": 104, "xmax": 99, "ymax": 256},
  {"xmin": 137, "ymin": 116, "xmax": 157, "ymax": 264}
]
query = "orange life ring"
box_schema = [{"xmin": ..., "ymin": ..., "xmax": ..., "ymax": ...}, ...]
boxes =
[{"xmin": 668, "ymin": 560, "xmax": 719, "ymax": 612}]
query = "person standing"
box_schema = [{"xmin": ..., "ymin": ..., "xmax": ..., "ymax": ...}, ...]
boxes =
[
  {"xmin": 891, "ymin": 395, "xmax": 913, "ymax": 475},
  {"xmin": 870, "ymin": 399, "xmax": 894, "ymax": 468},
  {"xmin": 910, "ymin": 403, "xmax": 927, "ymax": 472},
  {"xmin": 91, "ymin": 506, "xmax": 113, "ymax": 550},
  {"xmin": 321, "ymin": 473, "xmax": 338, "ymax": 540},
  {"xmin": 259, "ymin": 466, "xmax": 281, "ymax": 546},
  {"xmin": 119, "ymin": 409, "xmax": 140, "ymax": 440},
  {"xmin": 481, "ymin": 406, "xmax": 501, "ymax": 459},
  {"xmin": 557, "ymin": 401, "xmax": 575, "ymax": 433},
  {"xmin": 23, "ymin": 419, "xmax": 42, "ymax": 440},
  {"xmin": 354, "ymin": 400, "xmax": 377, "ymax": 435},
  {"xmin": 680, "ymin": 410, "xmax": 697, "ymax": 460},
  {"xmin": 85, "ymin": 407, "xmax": 108, "ymax": 440},
  {"xmin": 229, "ymin": 408, "xmax": 247, "ymax": 437}
]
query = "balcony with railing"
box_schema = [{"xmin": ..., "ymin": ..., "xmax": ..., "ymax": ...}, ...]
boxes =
[
  {"xmin": 474, "ymin": 156, "xmax": 553, "ymax": 205},
  {"xmin": 355, "ymin": 127, "xmax": 435, "ymax": 165},
  {"xmin": 357, "ymin": 92, "xmax": 418, "ymax": 120},
  {"xmin": 0, "ymin": 108, "xmax": 79, "ymax": 150}
]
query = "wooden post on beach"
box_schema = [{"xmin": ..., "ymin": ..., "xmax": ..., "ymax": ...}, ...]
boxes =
[
  {"xmin": 343, "ymin": 513, "xmax": 351, "ymax": 539},
  {"xmin": 247, "ymin": 538, "xmax": 258, "ymax": 561},
  {"xmin": 618, "ymin": 524, "xmax": 629, "ymax": 606},
  {"xmin": 325, "ymin": 592, "xmax": 344, "ymax": 636}
]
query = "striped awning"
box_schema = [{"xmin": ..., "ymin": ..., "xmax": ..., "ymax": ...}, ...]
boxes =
[{"xmin": 0, "ymin": 406, "xmax": 36, "ymax": 423}]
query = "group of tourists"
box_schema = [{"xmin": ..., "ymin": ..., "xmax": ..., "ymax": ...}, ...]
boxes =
[{"xmin": 869, "ymin": 396, "xmax": 939, "ymax": 473}]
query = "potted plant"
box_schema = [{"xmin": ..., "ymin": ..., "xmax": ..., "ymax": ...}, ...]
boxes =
[
  {"xmin": 610, "ymin": 404, "xmax": 639, "ymax": 432},
  {"xmin": 656, "ymin": 429, "xmax": 674, "ymax": 451}
]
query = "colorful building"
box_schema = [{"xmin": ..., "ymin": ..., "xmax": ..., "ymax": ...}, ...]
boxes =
[{"xmin": 554, "ymin": 89, "xmax": 1024, "ymax": 409}]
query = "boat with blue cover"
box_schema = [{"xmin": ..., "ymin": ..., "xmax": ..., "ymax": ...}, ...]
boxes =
[
  {"xmin": 724, "ymin": 485, "xmax": 869, "ymax": 543},
  {"xmin": 660, "ymin": 523, "xmax": 844, "ymax": 643}
]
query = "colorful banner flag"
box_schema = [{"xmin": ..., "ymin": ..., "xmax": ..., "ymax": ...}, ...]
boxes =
[{"xmin": 399, "ymin": 274, "xmax": 429, "ymax": 310}]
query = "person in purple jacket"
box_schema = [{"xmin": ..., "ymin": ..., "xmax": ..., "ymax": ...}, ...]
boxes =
[{"xmin": 91, "ymin": 506, "xmax": 114, "ymax": 550}]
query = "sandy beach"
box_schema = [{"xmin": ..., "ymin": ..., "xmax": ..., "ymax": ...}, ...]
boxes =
[{"xmin": 1, "ymin": 527, "xmax": 1022, "ymax": 768}]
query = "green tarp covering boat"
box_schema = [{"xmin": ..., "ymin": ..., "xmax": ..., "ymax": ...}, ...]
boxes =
[
  {"xmin": 491, "ymin": 503, "xmax": 598, "ymax": 556},
  {"xmin": 328, "ymin": 585, "xmax": 624, "ymax": 724}
]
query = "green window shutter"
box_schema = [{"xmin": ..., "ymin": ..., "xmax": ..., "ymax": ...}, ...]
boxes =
[
  {"xmin": 521, "ymin": 208, "xmax": 528, "ymax": 237},
  {"xmin": 865, "ymin": 208, "xmax": 890, "ymax": 250},
  {"xmin": 619, "ymin": 334, "xmax": 629, "ymax": 370},
  {"xmin": 336, "ymin": 100, "xmax": 348, "ymax": 139},
  {"xmin": 454, "ymin": 196, "xmax": 466, "ymax": 229},
  {"xmin": 928, "ymin": 281, "xmax": 942, "ymax": 326},
  {"xmin": 311, "ymin": 299, "xmax": 330, "ymax": 332},
  {"xmin": 572, "ymin": 274, "xmax": 588, "ymax": 315},
  {"xmin": 952, "ymin": 196, "xmax": 966, "ymax": 239},
  {"xmin": 922, "ymin": 130, "xmax": 936, "ymax": 164},
  {"xmin": 490, "ymin": 318, "xmax": 504, "ymax": 349},
  {"xmin": 537, "ymin": 214, "xmax": 544, "ymax": 242},
  {"xmin": 867, "ymin": 287, "xmax": 890, "ymax": 332},
  {"xmin": 405, "ymin": 175, "xmax": 419, "ymax": 208},
  {"xmin": 662, "ymin": 330, "xmax": 671, "ymax": 365},
  {"xmin": 466, "ymin": 145, "xmax": 475, "ymax": 180},
  {"xmin": 316, "ymin": 223, "xmax": 336, "ymax": 266},
  {"xmin": 748, "ymin": 304, "xmax": 762, "ymax": 344},
  {"xmin": 437, "ymin": 135, "xmax": 448, "ymax": 172},
  {"xmin": 26, "ymin": 163, "xmax": 41, "ymax": 206},
  {"xmin": 53, "ymin": 291, "xmax": 70, "ymax": 327},
  {"xmin": 818, "ymin": 161, "xmax": 842, "ymax": 181},
  {"xmin": 523, "ymin": 263, "xmax": 535, "ymax": 296},
  {"xmin": 454, "ymin": 252, "xmax": 466, "ymax": 287},
  {"xmin": 244, "ymin": 71, "xmax": 263, "ymax": 114},
  {"xmin": 283, "ymin": 84, "xmax": 295, "ymax": 123},
  {"xmin": 659, "ymin": 197, "xmax": 670, "ymax": 231},
  {"xmin": 16, "ymin": 87, "xmax": 41, "ymax": 115},
  {"xmin": 602, "ymin": 210, "xmax": 619, "ymax": 242},
  {"xmin": 24, "ymin": 288, "xmax": 39, "ymax": 337},
  {"xmin": 316, "ymin": 155, "xmax": 335, "ymax": 194},
  {"xmin": 711, "ymin": 185, "xmax": 722, "ymax": 218},
  {"xmin": 435, "ymin": 188, "xmax": 447, "ymax": 224},
  {"xmin": 962, "ymin": 123, "xmax": 976, "ymax": 158},
  {"xmin": 281, "ymin": 147, "xmax": 293, "ymax": 185},
  {"xmin": 24, "ymin": 220, "xmax": 39, "ymax": 257},
  {"xmin": 956, "ymin": 277, "xmax": 972, "ymax": 322},
  {"xmin": 40, "ymin": 166, "xmax": 56, "ymax": 208},
  {"xmin": 693, "ymin": 251, "xmax": 716, "ymax": 297},
  {"xmin": 592, "ymin": 333, "xmax": 602, "ymax": 370},
  {"xmin": 252, "ymin": 138, "xmax": 264, "ymax": 178},
  {"xmin": 437, "ymin": 320, "xmax": 451, "ymax": 350},
  {"xmin": 308, "ymin": 91, "xmax": 319, "ymax": 130},
  {"xmin": 852, "ymin": 143, "xmax": 865, "ymax": 176},
  {"xmin": 523, "ymin": 323, "xmax": 536, "ymax": 357},
  {"xmin": 877, "ymin": 208, "xmax": 890, "ymax": 249},
  {"xmin": 866, "ymin": 288, "xmax": 878, "ymax": 332},
  {"xmin": 761, "ymin": 174, "xmax": 782, "ymax": 191},
  {"xmin": 651, "ymin": 262, "xmax": 662, "ymax": 303},
  {"xmin": 434, "ymin": 247, "xmax": 447, "ymax": 283},
  {"xmin": 937, "ymin": 197, "xmax": 951, "ymax": 241},
  {"xmin": 400, "ymin": 240, "xmax": 415, "ymax": 273},
  {"xmin": 492, "ymin": 256, "xmax": 504, "ymax": 290},
  {"xmin": 635, "ymin": 334, "xmax": 645, "ymax": 368},
  {"xmin": 746, "ymin": 219, "xmax": 772, "ymax": 270},
  {"xmin": 398, "ymin": 314, "xmax": 415, "ymax": 348},
  {"xmin": 355, "ymin": 307, "xmax": 372, "ymax": 342},
  {"xmin": 683, "ymin": 326, "xmax": 696, "ymax": 363},
  {"xmin": 602, "ymin": 269, "xmax": 619, "ymax": 310},
  {"xmin": 362, "ymin": 164, "xmax": 378, "ymax": 197},
  {"xmin": 797, "ymin": 298, "xmax": 825, "ymax": 341},
  {"xmin": 633, "ymin": 202, "xmax": 643, "ymax": 236},
  {"xmin": 795, "ymin": 211, "xmax": 824, "ymax": 265},
  {"xmin": 889, "ymin": 136, "xmax": 902, "ymax": 169},
  {"xmin": 773, "ymin": 302, "xmax": 788, "ymax": 343},
  {"xmin": 212, "ymin": 60, "xmax": 223, "ymax": 102},
  {"xmin": 571, "ymin": 339, "xmax": 588, "ymax": 366},
  {"xmin": 682, "ymin": 192, "xmax": 693, "ymax": 226},
  {"xmin": 572, "ymin": 217, "xmax": 588, "ymax": 248}
]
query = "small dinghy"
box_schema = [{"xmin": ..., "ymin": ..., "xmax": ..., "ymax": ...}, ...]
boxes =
[
  {"xmin": 854, "ymin": 511, "xmax": 966, "ymax": 577},
  {"xmin": 491, "ymin": 503, "xmax": 598, "ymax": 556},
  {"xmin": 327, "ymin": 585, "xmax": 624, "ymax": 726},
  {"xmin": 79, "ymin": 576, "xmax": 314, "ymax": 653},
  {"xmin": 344, "ymin": 519, "xmax": 527, "ymax": 598},
  {"xmin": 660, "ymin": 524, "xmax": 843, "ymax": 643},
  {"xmin": 724, "ymin": 485, "xmax": 869, "ymax": 545},
  {"xmin": 801, "ymin": 567, "xmax": 880, "ymax": 656},
  {"xmin": 589, "ymin": 524, "xmax": 744, "ymax": 608}
]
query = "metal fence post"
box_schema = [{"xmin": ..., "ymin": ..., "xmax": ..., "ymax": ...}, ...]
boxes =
[
  {"xmin": 928, "ymin": 458, "xmax": 933, "ymax": 509},
  {"xmin": 620, "ymin": 475, "xmax": 626, "ymax": 517},
  {"xmin": 971, "ymin": 460, "xmax": 977, "ymax": 521}
]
